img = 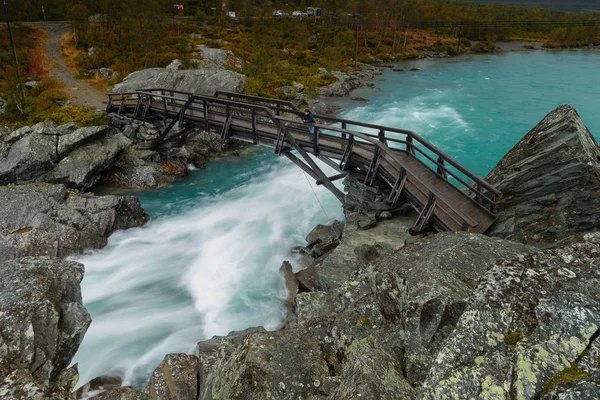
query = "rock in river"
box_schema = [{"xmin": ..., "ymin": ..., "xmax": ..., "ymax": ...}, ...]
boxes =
[
  {"xmin": 0, "ymin": 183, "xmax": 148, "ymax": 262},
  {"xmin": 0, "ymin": 257, "xmax": 91, "ymax": 399},
  {"xmin": 486, "ymin": 104, "xmax": 600, "ymax": 246}
]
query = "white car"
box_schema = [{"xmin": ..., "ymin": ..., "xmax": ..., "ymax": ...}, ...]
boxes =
[
  {"xmin": 292, "ymin": 11, "xmax": 308, "ymax": 17},
  {"xmin": 273, "ymin": 10, "xmax": 289, "ymax": 17}
]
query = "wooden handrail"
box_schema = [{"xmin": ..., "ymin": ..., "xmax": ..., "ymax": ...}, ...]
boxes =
[{"xmin": 106, "ymin": 90, "xmax": 500, "ymax": 215}]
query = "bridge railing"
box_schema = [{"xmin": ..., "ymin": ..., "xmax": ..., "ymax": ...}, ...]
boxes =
[
  {"xmin": 106, "ymin": 89, "xmax": 499, "ymax": 212},
  {"xmin": 271, "ymin": 110, "xmax": 500, "ymax": 211}
]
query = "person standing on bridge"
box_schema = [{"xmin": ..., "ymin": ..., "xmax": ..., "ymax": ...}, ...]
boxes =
[{"xmin": 303, "ymin": 108, "xmax": 317, "ymax": 141}]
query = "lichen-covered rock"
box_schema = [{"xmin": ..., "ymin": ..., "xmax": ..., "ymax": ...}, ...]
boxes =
[
  {"xmin": 146, "ymin": 353, "xmax": 199, "ymax": 400},
  {"xmin": 297, "ymin": 232, "xmax": 535, "ymax": 387},
  {"xmin": 296, "ymin": 216, "xmax": 418, "ymax": 291},
  {"xmin": 0, "ymin": 131, "xmax": 58, "ymax": 185},
  {"xmin": 0, "ymin": 122, "xmax": 132, "ymax": 190},
  {"xmin": 45, "ymin": 132, "xmax": 131, "ymax": 191},
  {"xmin": 0, "ymin": 183, "xmax": 148, "ymax": 261},
  {"xmin": 0, "ymin": 257, "xmax": 91, "ymax": 398},
  {"xmin": 486, "ymin": 105, "xmax": 600, "ymax": 246},
  {"xmin": 92, "ymin": 387, "xmax": 151, "ymax": 400},
  {"xmin": 112, "ymin": 68, "xmax": 246, "ymax": 95},
  {"xmin": 199, "ymin": 328, "xmax": 329, "ymax": 400},
  {"xmin": 420, "ymin": 233, "xmax": 600, "ymax": 399}
]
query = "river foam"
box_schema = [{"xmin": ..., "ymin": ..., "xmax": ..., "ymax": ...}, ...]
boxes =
[{"xmin": 73, "ymin": 151, "xmax": 342, "ymax": 386}]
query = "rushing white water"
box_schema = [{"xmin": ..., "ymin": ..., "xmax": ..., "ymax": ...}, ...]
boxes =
[{"xmin": 73, "ymin": 151, "xmax": 342, "ymax": 387}]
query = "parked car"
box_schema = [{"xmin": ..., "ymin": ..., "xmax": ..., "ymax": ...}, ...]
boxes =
[
  {"xmin": 273, "ymin": 10, "xmax": 289, "ymax": 17},
  {"xmin": 292, "ymin": 10, "xmax": 308, "ymax": 17}
]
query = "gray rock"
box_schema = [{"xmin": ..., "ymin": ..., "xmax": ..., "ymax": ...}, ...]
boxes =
[
  {"xmin": 0, "ymin": 132, "xmax": 59, "ymax": 185},
  {"xmin": 0, "ymin": 97, "xmax": 6, "ymax": 114},
  {"xmin": 0, "ymin": 257, "xmax": 90, "ymax": 397},
  {"xmin": 0, "ymin": 183, "xmax": 148, "ymax": 261},
  {"xmin": 98, "ymin": 67, "xmax": 117, "ymax": 79},
  {"xmin": 305, "ymin": 220, "xmax": 344, "ymax": 245},
  {"xmin": 93, "ymin": 387, "xmax": 151, "ymax": 400},
  {"xmin": 113, "ymin": 67, "xmax": 246, "ymax": 95},
  {"xmin": 45, "ymin": 132, "xmax": 131, "ymax": 190},
  {"xmin": 196, "ymin": 45, "xmax": 241, "ymax": 70},
  {"xmin": 56, "ymin": 126, "xmax": 113, "ymax": 158},
  {"xmin": 166, "ymin": 59, "xmax": 182, "ymax": 70},
  {"xmin": 420, "ymin": 232, "xmax": 600, "ymax": 399},
  {"xmin": 486, "ymin": 105, "xmax": 600, "ymax": 246},
  {"xmin": 543, "ymin": 370, "xmax": 600, "ymax": 399},
  {"xmin": 146, "ymin": 353, "xmax": 199, "ymax": 400},
  {"xmin": 202, "ymin": 329, "xmax": 329, "ymax": 400},
  {"xmin": 25, "ymin": 80, "xmax": 39, "ymax": 89}
]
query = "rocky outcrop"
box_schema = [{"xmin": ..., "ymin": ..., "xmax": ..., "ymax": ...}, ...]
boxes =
[
  {"xmin": 102, "ymin": 116, "xmax": 230, "ymax": 189},
  {"xmin": 0, "ymin": 183, "xmax": 148, "ymax": 262},
  {"xmin": 196, "ymin": 45, "xmax": 241, "ymax": 70},
  {"xmin": 112, "ymin": 68, "xmax": 246, "ymax": 95},
  {"xmin": 0, "ymin": 257, "xmax": 91, "ymax": 399},
  {"xmin": 179, "ymin": 230, "xmax": 536, "ymax": 400},
  {"xmin": 0, "ymin": 122, "xmax": 131, "ymax": 191},
  {"xmin": 486, "ymin": 105, "xmax": 600, "ymax": 246},
  {"xmin": 295, "ymin": 215, "xmax": 418, "ymax": 292},
  {"xmin": 146, "ymin": 353, "xmax": 199, "ymax": 400},
  {"xmin": 420, "ymin": 232, "xmax": 600, "ymax": 399}
]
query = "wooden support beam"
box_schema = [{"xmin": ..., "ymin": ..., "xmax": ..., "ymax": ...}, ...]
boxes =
[
  {"xmin": 364, "ymin": 146, "xmax": 381, "ymax": 186},
  {"xmin": 340, "ymin": 135, "xmax": 355, "ymax": 171},
  {"xmin": 317, "ymin": 155, "xmax": 343, "ymax": 172},
  {"xmin": 316, "ymin": 173, "xmax": 347, "ymax": 185},
  {"xmin": 388, "ymin": 169, "xmax": 407, "ymax": 205},
  {"xmin": 220, "ymin": 114, "xmax": 233, "ymax": 142}
]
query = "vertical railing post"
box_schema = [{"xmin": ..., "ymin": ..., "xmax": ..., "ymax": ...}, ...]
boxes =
[
  {"xmin": 341, "ymin": 122, "xmax": 347, "ymax": 138},
  {"xmin": 378, "ymin": 128, "xmax": 386, "ymax": 145},
  {"xmin": 406, "ymin": 135, "xmax": 414, "ymax": 155},
  {"xmin": 437, "ymin": 156, "xmax": 448, "ymax": 179},
  {"xmin": 251, "ymin": 108, "xmax": 257, "ymax": 144},
  {"xmin": 204, "ymin": 99, "xmax": 209, "ymax": 132}
]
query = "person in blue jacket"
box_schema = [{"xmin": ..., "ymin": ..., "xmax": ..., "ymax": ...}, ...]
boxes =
[{"xmin": 303, "ymin": 108, "xmax": 316, "ymax": 141}]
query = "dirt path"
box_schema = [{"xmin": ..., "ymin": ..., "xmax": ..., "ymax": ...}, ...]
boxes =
[{"xmin": 41, "ymin": 22, "xmax": 106, "ymax": 110}]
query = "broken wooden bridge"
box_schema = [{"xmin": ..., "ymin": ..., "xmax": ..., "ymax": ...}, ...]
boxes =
[{"xmin": 106, "ymin": 89, "xmax": 500, "ymax": 234}]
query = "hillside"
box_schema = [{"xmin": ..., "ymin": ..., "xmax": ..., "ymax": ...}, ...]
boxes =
[{"xmin": 456, "ymin": 0, "xmax": 600, "ymax": 13}]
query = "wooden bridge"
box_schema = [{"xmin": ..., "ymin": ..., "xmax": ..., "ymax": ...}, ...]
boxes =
[{"xmin": 106, "ymin": 89, "xmax": 500, "ymax": 234}]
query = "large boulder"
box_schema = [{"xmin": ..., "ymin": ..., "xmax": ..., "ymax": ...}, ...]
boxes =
[
  {"xmin": 146, "ymin": 353, "xmax": 199, "ymax": 400},
  {"xmin": 420, "ymin": 232, "xmax": 600, "ymax": 399},
  {"xmin": 112, "ymin": 68, "xmax": 246, "ymax": 95},
  {"xmin": 0, "ymin": 123, "xmax": 132, "ymax": 190},
  {"xmin": 0, "ymin": 183, "xmax": 148, "ymax": 262},
  {"xmin": 45, "ymin": 132, "xmax": 131, "ymax": 190},
  {"xmin": 0, "ymin": 257, "xmax": 91, "ymax": 399},
  {"xmin": 187, "ymin": 231, "xmax": 535, "ymax": 400},
  {"xmin": 486, "ymin": 105, "xmax": 600, "ymax": 246}
]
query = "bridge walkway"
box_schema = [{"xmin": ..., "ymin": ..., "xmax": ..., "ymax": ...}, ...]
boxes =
[{"xmin": 106, "ymin": 89, "xmax": 500, "ymax": 234}]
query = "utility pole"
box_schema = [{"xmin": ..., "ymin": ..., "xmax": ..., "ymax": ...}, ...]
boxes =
[
  {"xmin": 355, "ymin": 24, "xmax": 359, "ymax": 72},
  {"xmin": 42, "ymin": 5, "xmax": 46, "ymax": 21},
  {"xmin": 2, "ymin": 0, "xmax": 26, "ymax": 108}
]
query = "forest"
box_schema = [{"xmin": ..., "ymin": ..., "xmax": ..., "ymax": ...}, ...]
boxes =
[{"xmin": 1, "ymin": 0, "xmax": 599, "ymax": 124}]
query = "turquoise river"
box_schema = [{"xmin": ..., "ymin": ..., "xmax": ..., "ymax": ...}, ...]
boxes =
[{"xmin": 73, "ymin": 49, "xmax": 600, "ymax": 387}]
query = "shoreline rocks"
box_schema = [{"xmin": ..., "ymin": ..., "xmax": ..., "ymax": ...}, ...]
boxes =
[
  {"xmin": 112, "ymin": 68, "xmax": 246, "ymax": 95},
  {"xmin": 0, "ymin": 257, "xmax": 91, "ymax": 399},
  {"xmin": 486, "ymin": 104, "xmax": 600, "ymax": 246},
  {"xmin": 0, "ymin": 183, "xmax": 148, "ymax": 262}
]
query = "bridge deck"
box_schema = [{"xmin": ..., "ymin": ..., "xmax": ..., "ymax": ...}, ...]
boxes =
[{"xmin": 106, "ymin": 89, "xmax": 500, "ymax": 234}]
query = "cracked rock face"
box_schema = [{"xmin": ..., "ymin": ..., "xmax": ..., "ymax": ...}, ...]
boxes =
[
  {"xmin": 0, "ymin": 122, "xmax": 131, "ymax": 191},
  {"xmin": 0, "ymin": 257, "xmax": 91, "ymax": 399},
  {"xmin": 486, "ymin": 105, "xmax": 600, "ymax": 246},
  {"xmin": 112, "ymin": 67, "xmax": 246, "ymax": 95},
  {"xmin": 420, "ymin": 232, "xmax": 600, "ymax": 399},
  {"xmin": 0, "ymin": 183, "xmax": 148, "ymax": 262}
]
